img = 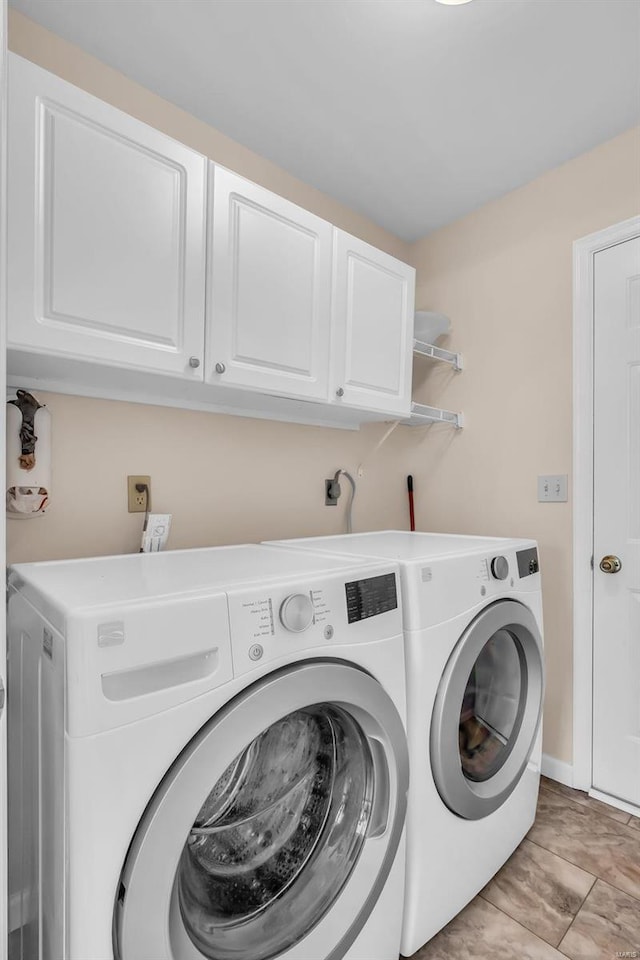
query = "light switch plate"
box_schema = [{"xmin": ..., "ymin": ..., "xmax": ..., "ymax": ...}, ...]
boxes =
[{"xmin": 537, "ymin": 475, "xmax": 568, "ymax": 502}]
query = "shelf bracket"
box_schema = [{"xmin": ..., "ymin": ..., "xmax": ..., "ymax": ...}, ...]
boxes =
[
  {"xmin": 400, "ymin": 403, "xmax": 464, "ymax": 430},
  {"xmin": 413, "ymin": 339, "xmax": 463, "ymax": 371}
]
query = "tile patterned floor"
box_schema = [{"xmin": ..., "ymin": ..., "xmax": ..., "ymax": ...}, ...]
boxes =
[
  {"xmin": 409, "ymin": 777, "xmax": 640, "ymax": 960},
  {"xmin": 8, "ymin": 777, "xmax": 639, "ymax": 959}
]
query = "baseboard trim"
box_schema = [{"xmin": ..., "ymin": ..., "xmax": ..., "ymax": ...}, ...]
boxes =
[
  {"xmin": 589, "ymin": 787, "xmax": 640, "ymax": 818},
  {"xmin": 541, "ymin": 753, "xmax": 574, "ymax": 787}
]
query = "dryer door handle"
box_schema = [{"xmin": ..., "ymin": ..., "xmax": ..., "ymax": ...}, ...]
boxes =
[{"xmin": 366, "ymin": 736, "xmax": 390, "ymax": 839}]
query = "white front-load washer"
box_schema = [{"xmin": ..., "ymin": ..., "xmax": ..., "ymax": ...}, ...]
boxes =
[
  {"xmin": 8, "ymin": 544, "xmax": 409, "ymax": 960},
  {"xmin": 266, "ymin": 531, "xmax": 544, "ymax": 956}
]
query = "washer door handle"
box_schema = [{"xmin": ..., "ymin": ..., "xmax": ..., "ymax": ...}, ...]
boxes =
[{"xmin": 366, "ymin": 737, "xmax": 390, "ymax": 839}]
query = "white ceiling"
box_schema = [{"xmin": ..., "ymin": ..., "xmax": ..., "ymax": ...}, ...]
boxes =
[{"xmin": 10, "ymin": 0, "xmax": 640, "ymax": 241}]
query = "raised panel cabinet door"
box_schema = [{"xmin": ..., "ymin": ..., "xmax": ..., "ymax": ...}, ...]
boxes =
[
  {"xmin": 332, "ymin": 231, "xmax": 415, "ymax": 417},
  {"xmin": 8, "ymin": 54, "xmax": 207, "ymax": 379},
  {"xmin": 206, "ymin": 164, "xmax": 332, "ymax": 400}
]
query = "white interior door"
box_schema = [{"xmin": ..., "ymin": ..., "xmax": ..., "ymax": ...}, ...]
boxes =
[
  {"xmin": 0, "ymin": 1, "xmax": 8, "ymax": 955},
  {"xmin": 592, "ymin": 235, "xmax": 640, "ymax": 809}
]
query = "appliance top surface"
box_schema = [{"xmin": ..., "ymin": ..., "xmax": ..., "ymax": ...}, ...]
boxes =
[
  {"xmin": 8, "ymin": 543, "xmax": 391, "ymax": 612},
  {"xmin": 270, "ymin": 531, "xmax": 536, "ymax": 562}
]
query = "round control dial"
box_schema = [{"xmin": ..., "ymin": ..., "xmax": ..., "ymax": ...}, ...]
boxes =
[
  {"xmin": 490, "ymin": 556, "xmax": 509, "ymax": 580},
  {"xmin": 280, "ymin": 594, "xmax": 315, "ymax": 633}
]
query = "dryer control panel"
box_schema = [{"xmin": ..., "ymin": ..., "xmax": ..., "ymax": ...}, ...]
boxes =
[
  {"xmin": 516, "ymin": 546, "xmax": 540, "ymax": 577},
  {"xmin": 401, "ymin": 541, "xmax": 541, "ymax": 630}
]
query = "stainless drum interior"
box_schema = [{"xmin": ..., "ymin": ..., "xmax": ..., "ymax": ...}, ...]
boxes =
[
  {"xmin": 178, "ymin": 704, "xmax": 374, "ymax": 960},
  {"xmin": 114, "ymin": 661, "xmax": 409, "ymax": 960}
]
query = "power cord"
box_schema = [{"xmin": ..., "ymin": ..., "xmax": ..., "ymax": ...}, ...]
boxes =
[
  {"xmin": 329, "ymin": 469, "xmax": 357, "ymax": 534},
  {"xmin": 137, "ymin": 483, "xmax": 150, "ymax": 553}
]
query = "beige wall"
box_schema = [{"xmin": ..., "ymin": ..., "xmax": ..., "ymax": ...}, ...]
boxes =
[
  {"xmin": 7, "ymin": 11, "xmax": 640, "ymax": 766},
  {"xmin": 6, "ymin": 392, "xmax": 428, "ymax": 562},
  {"xmin": 411, "ymin": 126, "xmax": 640, "ymax": 763}
]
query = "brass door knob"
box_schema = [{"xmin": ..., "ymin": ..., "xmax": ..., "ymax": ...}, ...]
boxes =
[{"xmin": 599, "ymin": 555, "xmax": 622, "ymax": 574}]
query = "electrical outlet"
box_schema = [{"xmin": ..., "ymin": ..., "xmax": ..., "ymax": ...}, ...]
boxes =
[
  {"xmin": 128, "ymin": 475, "xmax": 151, "ymax": 513},
  {"xmin": 325, "ymin": 478, "xmax": 340, "ymax": 506}
]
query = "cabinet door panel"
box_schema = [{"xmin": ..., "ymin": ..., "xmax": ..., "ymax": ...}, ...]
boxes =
[
  {"xmin": 207, "ymin": 165, "xmax": 331, "ymax": 400},
  {"xmin": 333, "ymin": 232, "xmax": 414, "ymax": 417},
  {"xmin": 8, "ymin": 54, "xmax": 206, "ymax": 378}
]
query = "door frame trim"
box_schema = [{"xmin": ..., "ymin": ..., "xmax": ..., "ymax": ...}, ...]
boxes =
[
  {"xmin": 572, "ymin": 215, "xmax": 640, "ymax": 791},
  {"xmin": 1, "ymin": 1, "xmax": 8, "ymax": 953}
]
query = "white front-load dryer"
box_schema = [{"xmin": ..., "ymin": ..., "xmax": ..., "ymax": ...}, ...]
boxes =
[
  {"xmin": 266, "ymin": 531, "xmax": 544, "ymax": 956},
  {"xmin": 8, "ymin": 544, "xmax": 409, "ymax": 960}
]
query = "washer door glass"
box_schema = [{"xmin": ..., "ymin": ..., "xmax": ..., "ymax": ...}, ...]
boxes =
[
  {"xmin": 178, "ymin": 705, "xmax": 373, "ymax": 960},
  {"xmin": 459, "ymin": 629, "xmax": 523, "ymax": 781},
  {"xmin": 114, "ymin": 661, "xmax": 409, "ymax": 960}
]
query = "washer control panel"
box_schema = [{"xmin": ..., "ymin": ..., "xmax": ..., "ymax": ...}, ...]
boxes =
[
  {"xmin": 345, "ymin": 573, "xmax": 398, "ymax": 623},
  {"xmin": 228, "ymin": 566, "xmax": 402, "ymax": 676}
]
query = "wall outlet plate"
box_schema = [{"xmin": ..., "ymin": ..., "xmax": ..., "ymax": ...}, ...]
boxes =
[
  {"xmin": 128, "ymin": 475, "xmax": 151, "ymax": 512},
  {"xmin": 325, "ymin": 478, "xmax": 339, "ymax": 506}
]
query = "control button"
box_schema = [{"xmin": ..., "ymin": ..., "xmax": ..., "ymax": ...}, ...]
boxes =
[
  {"xmin": 248, "ymin": 644, "xmax": 264, "ymax": 661},
  {"xmin": 280, "ymin": 594, "xmax": 315, "ymax": 633},
  {"xmin": 323, "ymin": 625, "xmax": 334, "ymax": 640},
  {"xmin": 490, "ymin": 556, "xmax": 509, "ymax": 580}
]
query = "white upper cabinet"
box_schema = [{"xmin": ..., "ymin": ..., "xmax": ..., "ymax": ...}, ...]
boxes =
[
  {"xmin": 206, "ymin": 165, "xmax": 332, "ymax": 400},
  {"xmin": 331, "ymin": 231, "xmax": 415, "ymax": 417},
  {"xmin": 7, "ymin": 55, "xmax": 417, "ymax": 427},
  {"xmin": 8, "ymin": 54, "xmax": 207, "ymax": 379}
]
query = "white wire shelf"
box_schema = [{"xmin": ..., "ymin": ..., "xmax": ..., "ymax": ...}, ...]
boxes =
[
  {"xmin": 413, "ymin": 339, "xmax": 463, "ymax": 371},
  {"xmin": 401, "ymin": 403, "xmax": 464, "ymax": 429}
]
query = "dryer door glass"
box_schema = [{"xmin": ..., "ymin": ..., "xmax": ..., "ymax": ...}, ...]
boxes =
[
  {"xmin": 459, "ymin": 629, "xmax": 523, "ymax": 781},
  {"xmin": 430, "ymin": 600, "xmax": 543, "ymax": 820},
  {"xmin": 177, "ymin": 704, "xmax": 373, "ymax": 960}
]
